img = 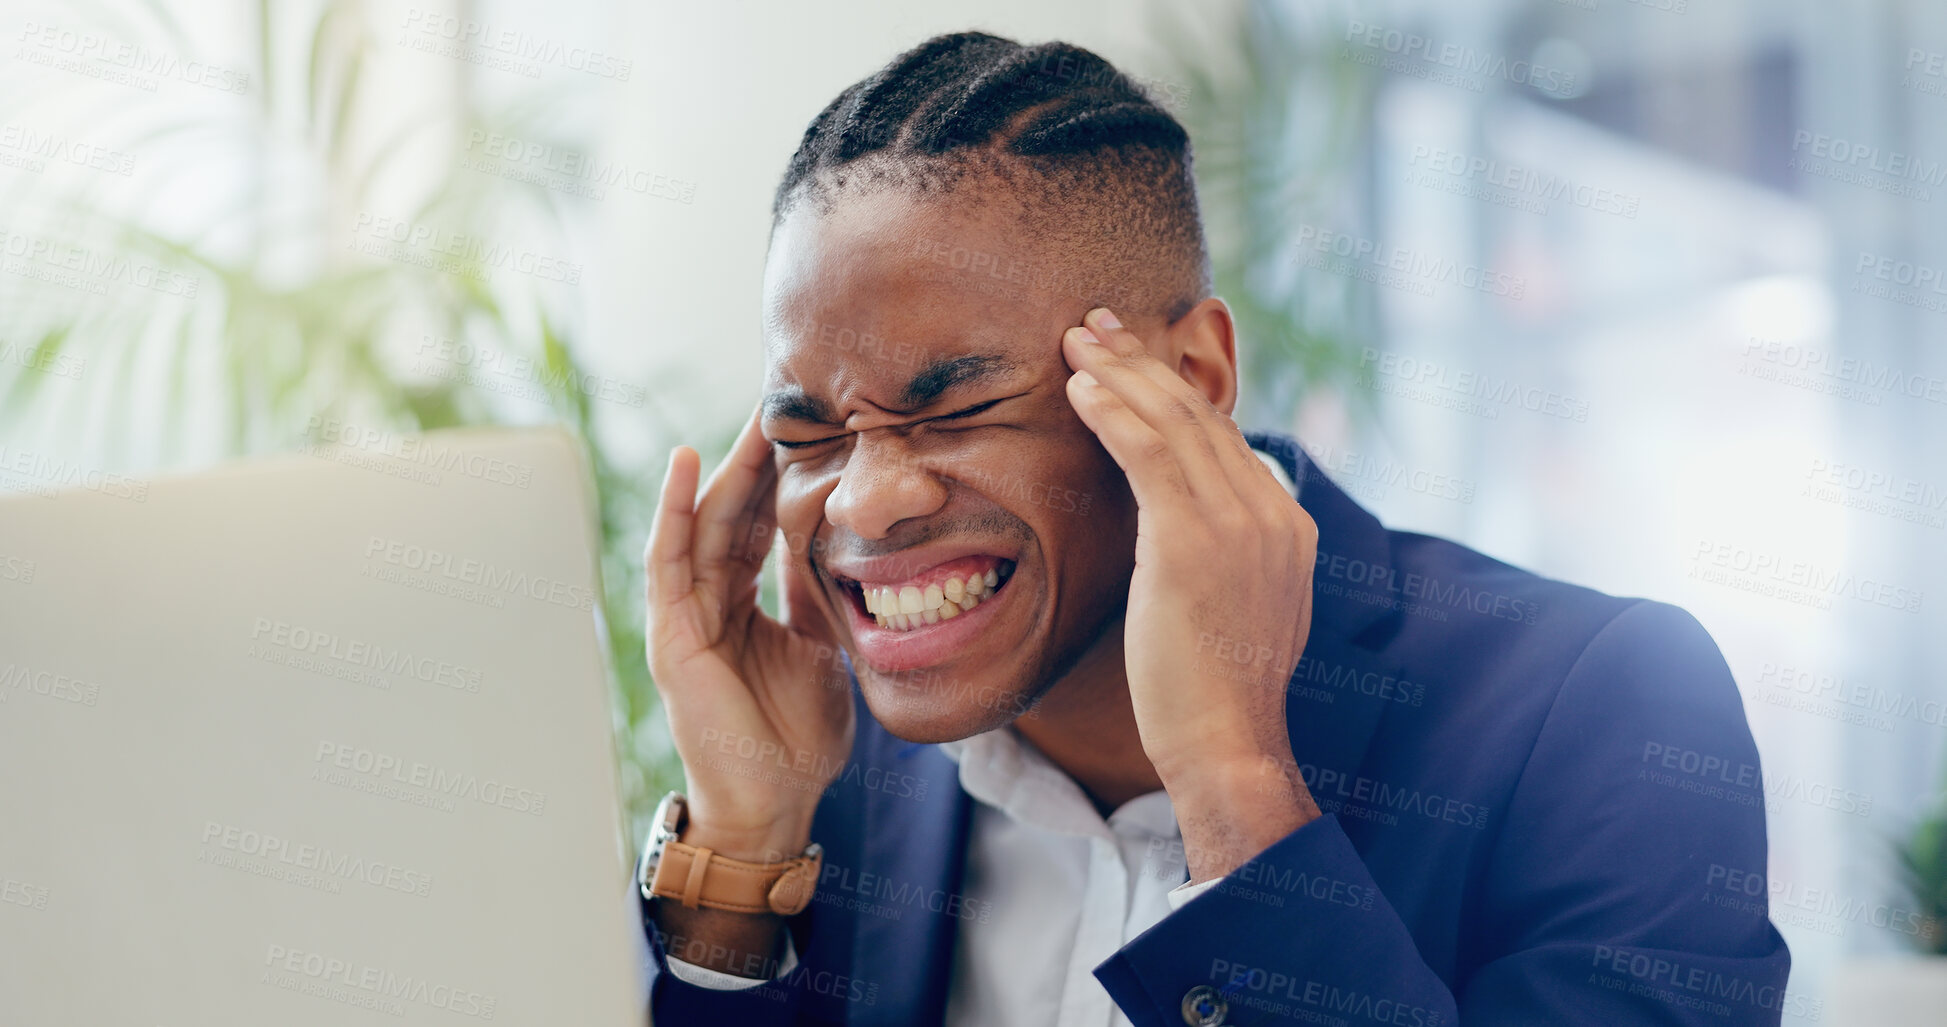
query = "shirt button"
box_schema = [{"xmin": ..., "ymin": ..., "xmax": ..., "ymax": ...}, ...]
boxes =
[{"xmin": 1180, "ymin": 984, "xmax": 1227, "ymax": 1026}]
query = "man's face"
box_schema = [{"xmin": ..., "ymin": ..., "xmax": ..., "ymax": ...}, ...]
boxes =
[{"xmin": 760, "ymin": 188, "xmax": 1141, "ymax": 743}]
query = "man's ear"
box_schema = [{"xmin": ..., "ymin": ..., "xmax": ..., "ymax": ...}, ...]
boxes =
[{"xmin": 1164, "ymin": 297, "xmax": 1239, "ymax": 416}]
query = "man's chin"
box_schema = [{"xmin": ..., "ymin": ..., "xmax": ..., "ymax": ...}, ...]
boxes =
[{"xmin": 856, "ymin": 676, "xmax": 1032, "ymax": 745}]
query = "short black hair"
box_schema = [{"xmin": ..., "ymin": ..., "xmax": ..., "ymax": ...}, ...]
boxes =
[{"xmin": 771, "ymin": 31, "xmax": 1211, "ymax": 321}]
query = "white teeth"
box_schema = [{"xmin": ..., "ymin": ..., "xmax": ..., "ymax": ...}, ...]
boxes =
[{"xmin": 861, "ymin": 563, "xmax": 1012, "ymax": 632}]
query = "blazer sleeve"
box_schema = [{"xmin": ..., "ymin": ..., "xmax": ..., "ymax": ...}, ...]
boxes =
[
  {"xmin": 1092, "ymin": 600, "xmax": 1794, "ymax": 1026},
  {"xmin": 638, "ymin": 890, "xmax": 811, "ymax": 1024}
]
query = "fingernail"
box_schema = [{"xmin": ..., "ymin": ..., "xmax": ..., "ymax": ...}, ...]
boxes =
[
  {"xmin": 1093, "ymin": 308, "xmax": 1121, "ymax": 331},
  {"xmin": 1072, "ymin": 370, "xmax": 1099, "ymax": 388},
  {"xmin": 1073, "ymin": 326, "xmax": 1102, "ymax": 346}
]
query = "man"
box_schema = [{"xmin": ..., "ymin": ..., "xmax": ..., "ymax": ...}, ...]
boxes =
[{"xmin": 636, "ymin": 31, "xmax": 1792, "ymax": 1027}]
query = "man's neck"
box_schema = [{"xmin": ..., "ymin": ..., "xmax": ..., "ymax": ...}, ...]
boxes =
[{"xmin": 1010, "ymin": 618, "xmax": 1165, "ymax": 818}]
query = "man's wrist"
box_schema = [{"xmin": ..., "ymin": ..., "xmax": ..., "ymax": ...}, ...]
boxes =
[
  {"xmin": 677, "ymin": 796, "xmax": 817, "ymax": 863},
  {"xmin": 677, "ymin": 820, "xmax": 815, "ymax": 864},
  {"xmin": 1165, "ymin": 754, "xmax": 1321, "ymax": 885}
]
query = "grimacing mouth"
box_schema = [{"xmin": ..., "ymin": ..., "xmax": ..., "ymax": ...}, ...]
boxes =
[{"xmin": 830, "ymin": 556, "xmax": 1019, "ymax": 632}]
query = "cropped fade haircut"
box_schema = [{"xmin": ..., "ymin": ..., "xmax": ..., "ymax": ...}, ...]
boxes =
[{"xmin": 770, "ymin": 31, "xmax": 1212, "ymax": 322}]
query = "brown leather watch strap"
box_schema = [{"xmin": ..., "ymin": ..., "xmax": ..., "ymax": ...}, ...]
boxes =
[{"xmin": 649, "ymin": 840, "xmax": 822, "ymax": 915}]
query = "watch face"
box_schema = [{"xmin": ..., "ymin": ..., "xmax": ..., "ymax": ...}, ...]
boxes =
[{"xmin": 639, "ymin": 791, "xmax": 685, "ymax": 898}]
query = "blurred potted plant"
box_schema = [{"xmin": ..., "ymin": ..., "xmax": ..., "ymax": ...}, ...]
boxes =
[
  {"xmin": 0, "ymin": 0, "xmax": 689, "ymax": 838},
  {"xmin": 1831, "ymin": 794, "xmax": 1947, "ymax": 1025},
  {"xmin": 1150, "ymin": 0, "xmax": 1379, "ymax": 428}
]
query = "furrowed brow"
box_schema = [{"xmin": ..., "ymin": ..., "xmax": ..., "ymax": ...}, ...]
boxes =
[
  {"xmin": 761, "ymin": 388, "xmax": 837, "ymax": 425},
  {"xmin": 897, "ymin": 354, "xmax": 1021, "ymax": 410},
  {"xmin": 761, "ymin": 353, "xmax": 1023, "ymax": 428}
]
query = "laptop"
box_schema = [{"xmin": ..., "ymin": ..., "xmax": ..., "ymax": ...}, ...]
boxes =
[{"xmin": 0, "ymin": 426, "xmax": 647, "ymax": 1025}]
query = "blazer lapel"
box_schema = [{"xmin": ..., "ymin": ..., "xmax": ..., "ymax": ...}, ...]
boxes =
[{"xmin": 841, "ymin": 676, "xmax": 973, "ymax": 1027}]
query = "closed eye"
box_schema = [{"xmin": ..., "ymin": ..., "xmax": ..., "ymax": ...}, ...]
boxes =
[
  {"xmin": 770, "ymin": 395, "xmax": 1021, "ymax": 449},
  {"xmin": 931, "ymin": 398, "xmax": 1004, "ymax": 421},
  {"xmin": 772, "ymin": 436, "xmax": 840, "ymax": 451}
]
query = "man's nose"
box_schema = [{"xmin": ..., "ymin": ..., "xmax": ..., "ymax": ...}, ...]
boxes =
[{"xmin": 823, "ymin": 432, "xmax": 949, "ymax": 540}]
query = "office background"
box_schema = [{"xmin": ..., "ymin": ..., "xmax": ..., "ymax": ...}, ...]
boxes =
[{"xmin": 2, "ymin": 0, "xmax": 1943, "ymax": 1018}]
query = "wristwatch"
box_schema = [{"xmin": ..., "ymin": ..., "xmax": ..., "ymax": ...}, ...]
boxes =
[{"xmin": 637, "ymin": 791, "xmax": 823, "ymax": 916}]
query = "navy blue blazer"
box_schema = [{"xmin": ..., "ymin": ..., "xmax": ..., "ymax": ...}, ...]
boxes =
[{"xmin": 637, "ymin": 430, "xmax": 1792, "ymax": 1026}]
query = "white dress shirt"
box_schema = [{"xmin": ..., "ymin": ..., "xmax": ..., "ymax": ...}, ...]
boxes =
[{"xmin": 663, "ymin": 447, "xmax": 1299, "ymax": 1024}]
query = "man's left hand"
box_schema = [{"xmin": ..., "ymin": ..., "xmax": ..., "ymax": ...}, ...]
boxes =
[{"xmin": 1062, "ymin": 305, "xmax": 1323, "ymax": 883}]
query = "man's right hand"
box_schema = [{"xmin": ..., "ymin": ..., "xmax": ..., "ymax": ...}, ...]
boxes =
[
  {"xmin": 645, "ymin": 404, "xmax": 856, "ymax": 865},
  {"xmin": 641, "ymin": 405, "xmax": 856, "ymax": 980}
]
